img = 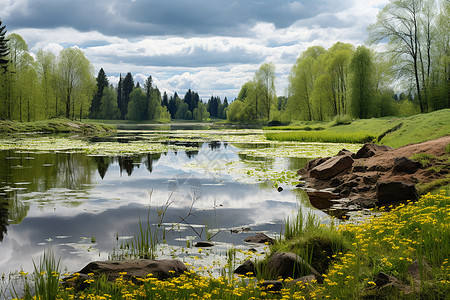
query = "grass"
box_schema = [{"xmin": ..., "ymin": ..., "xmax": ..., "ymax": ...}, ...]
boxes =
[
  {"xmin": 265, "ymin": 130, "xmax": 376, "ymax": 144},
  {"xmin": 0, "ymin": 118, "xmax": 115, "ymax": 134},
  {"xmin": 6, "ymin": 192, "xmax": 449, "ymax": 299},
  {"xmin": 265, "ymin": 109, "xmax": 450, "ymax": 148}
]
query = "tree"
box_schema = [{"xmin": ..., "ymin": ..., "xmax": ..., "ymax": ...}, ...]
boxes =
[
  {"xmin": 194, "ymin": 102, "xmax": 209, "ymax": 121},
  {"xmin": 7, "ymin": 33, "xmax": 27, "ymax": 67},
  {"xmin": 161, "ymin": 91, "xmax": 169, "ymax": 108},
  {"xmin": 255, "ymin": 63, "xmax": 276, "ymax": 121},
  {"xmin": 36, "ymin": 49, "xmax": 58, "ymax": 118},
  {"xmin": 0, "ymin": 21, "xmax": 10, "ymax": 119},
  {"xmin": 368, "ymin": 0, "xmax": 448, "ymax": 112},
  {"xmin": 349, "ymin": 46, "xmax": 376, "ymax": 118},
  {"xmin": 57, "ymin": 47, "xmax": 95, "ymax": 119},
  {"xmin": 126, "ymin": 87, "xmax": 147, "ymax": 120},
  {"xmin": 100, "ymin": 86, "xmax": 119, "ymax": 119},
  {"xmin": 325, "ymin": 42, "xmax": 354, "ymax": 116},
  {"xmin": 288, "ymin": 46, "xmax": 326, "ymax": 120},
  {"xmin": 90, "ymin": 68, "xmax": 109, "ymax": 119},
  {"xmin": 119, "ymin": 72, "xmax": 134, "ymax": 119},
  {"xmin": 175, "ymin": 102, "xmax": 189, "ymax": 119},
  {"xmin": 0, "ymin": 19, "xmax": 9, "ymax": 73}
]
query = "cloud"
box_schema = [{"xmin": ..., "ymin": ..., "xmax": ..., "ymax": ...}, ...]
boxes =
[
  {"xmin": 4, "ymin": 0, "xmax": 354, "ymax": 37},
  {"xmin": 1, "ymin": 0, "xmax": 388, "ymax": 99}
]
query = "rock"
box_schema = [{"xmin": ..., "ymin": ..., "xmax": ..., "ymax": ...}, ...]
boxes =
[
  {"xmin": 302, "ymin": 157, "xmax": 330, "ymax": 172},
  {"xmin": 376, "ymin": 181, "xmax": 418, "ymax": 205},
  {"xmin": 295, "ymin": 181, "xmax": 306, "ymax": 188},
  {"xmin": 305, "ymin": 188, "xmax": 341, "ymax": 201},
  {"xmin": 407, "ymin": 259, "xmax": 431, "ymax": 283},
  {"xmin": 234, "ymin": 260, "xmax": 256, "ymax": 276},
  {"xmin": 194, "ymin": 241, "xmax": 214, "ymax": 247},
  {"xmin": 230, "ymin": 226, "xmax": 251, "ymax": 234},
  {"xmin": 374, "ymin": 272, "xmax": 400, "ymax": 287},
  {"xmin": 362, "ymin": 174, "xmax": 379, "ymax": 185},
  {"xmin": 337, "ymin": 149, "xmax": 355, "ymax": 158},
  {"xmin": 77, "ymin": 259, "xmax": 187, "ymax": 281},
  {"xmin": 244, "ymin": 233, "xmax": 274, "ymax": 244},
  {"xmin": 289, "ymin": 274, "xmax": 316, "ymax": 287},
  {"xmin": 393, "ymin": 157, "xmax": 421, "ymax": 174},
  {"xmin": 309, "ymin": 155, "xmax": 354, "ymax": 180},
  {"xmin": 355, "ymin": 144, "xmax": 393, "ymax": 159},
  {"xmin": 352, "ymin": 165, "xmax": 367, "ymax": 173},
  {"xmin": 266, "ymin": 252, "xmax": 323, "ymax": 282}
]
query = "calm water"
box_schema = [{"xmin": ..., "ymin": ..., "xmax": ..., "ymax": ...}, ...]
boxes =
[{"xmin": 0, "ymin": 126, "xmax": 329, "ymax": 275}]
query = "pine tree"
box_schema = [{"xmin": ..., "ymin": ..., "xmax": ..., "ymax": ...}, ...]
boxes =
[
  {"xmin": 0, "ymin": 19, "xmax": 10, "ymax": 73},
  {"xmin": 120, "ymin": 72, "xmax": 134, "ymax": 119},
  {"xmin": 161, "ymin": 91, "xmax": 169, "ymax": 108},
  {"xmin": 90, "ymin": 68, "xmax": 108, "ymax": 119},
  {"xmin": 117, "ymin": 74, "xmax": 123, "ymax": 119}
]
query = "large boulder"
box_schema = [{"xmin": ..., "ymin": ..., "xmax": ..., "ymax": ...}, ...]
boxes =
[
  {"xmin": 234, "ymin": 260, "xmax": 256, "ymax": 276},
  {"xmin": 266, "ymin": 252, "xmax": 323, "ymax": 282},
  {"xmin": 309, "ymin": 155, "xmax": 354, "ymax": 180},
  {"xmin": 355, "ymin": 144, "xmax": 393, "ymax": 159},
  {"xmin": 244, "ymin": 233, "xmax": 274, "ymax": 244},
  {"xmin": 393, "ymin": 157, "xmax": 422, "ymax": 174},
  {"xmin": 77, "ymin": 259, "xmax": 188, "ymax": 281},
  {"xmin": 376, "ymin": 181, "xmax": 418, "ymax": 205}
]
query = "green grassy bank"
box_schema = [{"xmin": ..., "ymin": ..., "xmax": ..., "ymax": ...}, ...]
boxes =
[
  {"xmin": 0, "ymin": 118, "xmax": 116, "ymax": 134},
  {"xmin": 265, "ymin": 109, "xmax": 450, "ymax": 148}
]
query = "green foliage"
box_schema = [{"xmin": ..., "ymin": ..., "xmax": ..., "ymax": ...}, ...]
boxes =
[
  {"xmin": 126, "ymin": 88, "xmax": 147, "ymax": 120},
  {"xmin": 90, "ymin": 68, "xmax": 108, "ymax": 119},
  {"xmin": 378, "ymin": 108, "xmax": 450, "ymax": 147},
  {"xmin": 368, "ymin": 0, "xmax": 449, "ymax": 114},
  {"xmin": 0, "ymin": 118, "xmax": 114, "ymax": 134},
  {"xmin": 331, "ymin": 114, "xmax": 352, "ymax": 126},
  {"xmin": 267, "ymin": 109, "xmax": 449, "ymax": 148},
  {"xmin": 100, "ymin": 86, "xmax": 119, "ymax": 120},
  {"xmin": 349, "ymin": 46, "xmax": 375, "ymax": 118},
  {"xmin": 265, "ymin": 130, "xmax": 375, "ymax": 144},
  {"xmin": 23, "ymin": 250, "xmax": 61, "ymax": 300},
  {"xmin": 410, "ymin": 153, "xmax": 436, "ymax": 166}
]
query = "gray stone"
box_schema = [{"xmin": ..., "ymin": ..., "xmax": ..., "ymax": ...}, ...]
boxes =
[
  {"xmin": 234, "ymin": 260, "xmax": 256, "ymax": 276},
  {"xmin": 244, "ymin": 233, "xmax": 274, "ymax": 244},
  {"xmin": 77, "ymin": 259, "xmax": 187, "ymax": 281},
  {"xmin": 266, "ymin": 252, "xmax": 323, "ymax": 283}
]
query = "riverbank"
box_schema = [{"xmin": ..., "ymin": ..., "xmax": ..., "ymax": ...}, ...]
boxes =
[
  {"xmin": 0, "ymin": 118, "xmax": 116, "ymax": 134},
  {"xmin": 265, "ymin": 109, "xmax": 450, "ymax": 148},
  {"xmin": 7, "ymin": 192, "xmax": 449, "ymax": 299},
  {"xmin": 297, "ymin": 136, "xmax": 450, "ymax": 215}
]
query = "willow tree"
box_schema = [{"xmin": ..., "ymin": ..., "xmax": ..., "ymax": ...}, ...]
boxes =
[
  {"xmin": 368, "ymin": 0, "xmax": 448, "ymax": 112},
  {"xmin": 58, "ymin": 47, "xmax": 95, "ymax": 119},
  {"xmin": 349, "ymin": 46, "xmax": 376, "ymax": 118},
  {"xmin": 36, "ymin": 49, "xmax": 58, "ymax": 118},
  {"xmin": 288, "ymin": 46, "xmax": 326, "ymax": 120},
  {"xmin": 255, "ymin": 63, "xmax": 276, "ymax": 121}
]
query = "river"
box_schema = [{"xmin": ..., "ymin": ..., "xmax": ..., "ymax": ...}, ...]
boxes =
[{"xmin": 0, "ymin": 124, "xmax": 362, "ymax": 278}]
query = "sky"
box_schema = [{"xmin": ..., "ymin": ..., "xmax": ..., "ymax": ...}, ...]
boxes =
[{"xmin": 1, "ymin": 0, "xmax": 389, "ymax": 100}]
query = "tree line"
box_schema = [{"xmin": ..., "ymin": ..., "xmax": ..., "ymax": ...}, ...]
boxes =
[
  {"xmin": 0, "ymin": 0, "xmax": 448, "ymax": 124},
  {"xmin": 0, "ymin": 19, "xmax": 228, "ymax": 122},
  {"xmin": 228, "ymin": 0, "xmax": 448, "ymax": 123}
]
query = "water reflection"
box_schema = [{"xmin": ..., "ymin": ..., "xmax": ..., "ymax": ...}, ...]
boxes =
[{"xmin": 0, "ymin": 135, "xmax": 327, "ymax": 275}]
